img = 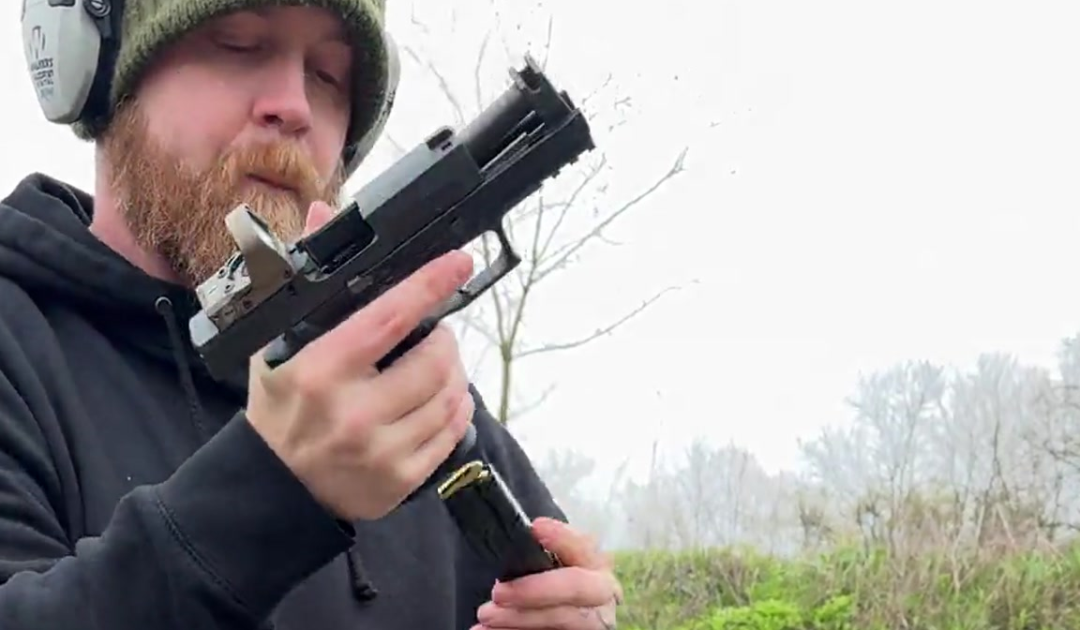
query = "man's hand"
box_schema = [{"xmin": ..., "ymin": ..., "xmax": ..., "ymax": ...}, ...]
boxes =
[
  {"xmin": 244, "ymin": 201, "xmax": 476, "ymax": 521},
  {"xmin": 473, "ymin": 518, "xmax": 623, "ymax": 630}
]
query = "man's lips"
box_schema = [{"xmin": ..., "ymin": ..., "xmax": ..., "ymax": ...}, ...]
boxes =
[{"xmin": 247, "ymin": 174, "xmax": 297, "ymax": 194}]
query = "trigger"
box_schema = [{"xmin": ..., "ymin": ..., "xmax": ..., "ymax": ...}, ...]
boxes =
[
  {"xmin": 430, "ymin": 287, "xmax": 472, "ymax": 320},
  {"xmin": 430, "ymin": 225, "xmax": 521, "ymax": 321}
]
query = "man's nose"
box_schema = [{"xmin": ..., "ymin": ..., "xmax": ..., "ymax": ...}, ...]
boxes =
[{"xmin": 252, "ymin": 56, "xmax": 313, "ymax": 136}]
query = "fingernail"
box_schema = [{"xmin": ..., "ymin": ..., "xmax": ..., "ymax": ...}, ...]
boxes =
[
  {"xmin": 532, "ymin": 517, "xmax": 559, "ymax": 539},
  {"xmin": 452, "ymin": 251, "xmax": 474, "ymax": 282}
]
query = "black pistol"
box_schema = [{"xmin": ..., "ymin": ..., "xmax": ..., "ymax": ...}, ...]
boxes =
[
  {"xmin": 187, "ymin": 53, "xmax": 595, "ymax": 497},
  {"xmin": 439, "ymin": 460, "xmax": 562, "ymax": 580}
]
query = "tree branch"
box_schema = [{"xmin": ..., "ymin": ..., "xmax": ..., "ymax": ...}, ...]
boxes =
[
  {"xmin": 534, "ymin": 155, "xmax": 608, "ymax": 262},
  {"xmin": 395, "ymin": 10, "xmax": 691, "ymax": 424},
  {"xmin": 506, "ymin": 382, "xmax": 558, "ymax": 424},
  {"xmin": 534, "ymin": 147, "xmax": 688, "ymax": 283},
  {"xmin": 401, "ymin": 44, "xmax": 468, "ymax": 126},
  {"xmin": 516, "ymin": 285, "xmax": 679, "ymax": 359}
]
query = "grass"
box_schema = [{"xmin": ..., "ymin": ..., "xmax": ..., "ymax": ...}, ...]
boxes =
[{"xmin": 613, "ymin": 541, "xmax": 1080, "ymax": 630}]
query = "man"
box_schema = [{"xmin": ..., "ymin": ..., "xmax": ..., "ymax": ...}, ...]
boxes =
[{"xmin": 0, "ymin": 1, "xmax": 621, "ymax": 629}]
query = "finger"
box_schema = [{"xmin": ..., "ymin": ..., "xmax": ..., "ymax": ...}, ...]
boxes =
[
  {"xmin": 303, "ymin": 200, "xmax": 336, "ymax": 235},
  {"xmin": 401, "ymin": 384, "xmax": 474, "ymax": 482},
  {"xmin": 305, "ymin": 250, "xmax": 473, "ymax": 371},
  {"xmin": 477, "ymin": 602, "xmax": 601, "ymax": 630},
  {"xmin": 369, "ymin": 323, "xmax": 462, "ymax": 423},
  {"xmin": 532, "ymin": 518, "xmax": 609, "ymax": 571},
  {"xmin": 380, "ymin": 350, "xmax": 468, "ymax": 445},
  {"xmin": 492, "ymin": 566, "xmax": 618, "ymax": 610}
]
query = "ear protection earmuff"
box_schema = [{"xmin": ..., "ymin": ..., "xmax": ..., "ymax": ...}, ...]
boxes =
[
  {"xmin": 20, "ymin": 0, "xmax": 123, "ymax": 129},
  {"xmin": 343, "ymin": 28, "xmax": 400, "ymax": 174},
  {"xmin": 20, "ymin": 0, "xmax": 399, "ymax": 171}
]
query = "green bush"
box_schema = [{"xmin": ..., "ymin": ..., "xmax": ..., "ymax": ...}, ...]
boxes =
[{"xmin": 611, "ymin": 543, "xmax": 1080, "ymax": 630}]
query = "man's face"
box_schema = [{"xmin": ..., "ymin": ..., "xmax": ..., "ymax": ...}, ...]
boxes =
[{"xmin": 100, "ymin": 6, "xmax": 354, "ymax": 287}]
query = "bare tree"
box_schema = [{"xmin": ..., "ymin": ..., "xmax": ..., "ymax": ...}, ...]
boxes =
[
  {"xmin": 1025, "ymin": 335, "xmax": 1080, "ymax": 537},
  {"xmin": 531, "ymin": 448, "xmax": 628, "ymax": 548},
  {"xmin": 612, "ymin": 438, "xmax": 798, "ymax": 552},
  {"xmin": 799, "ymin": 350, "xmax": 1080, "ymax": 558},
  {"xmin": 383, "ymin": 0, "xmax": 693, "ymax": 424},
  {"xmin": 800, "ymin": 360, "xmax": 949, "ymax": 553}
]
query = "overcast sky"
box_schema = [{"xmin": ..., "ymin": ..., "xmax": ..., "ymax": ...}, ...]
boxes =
[{"xmin": 5, "ymin": 1, "xmax": 1080, "ymax": 491}]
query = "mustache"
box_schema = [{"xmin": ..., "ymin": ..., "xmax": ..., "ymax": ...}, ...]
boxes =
[{"xmin": 219, "ymin": 141, "xmax": 326, "ymax": 202}]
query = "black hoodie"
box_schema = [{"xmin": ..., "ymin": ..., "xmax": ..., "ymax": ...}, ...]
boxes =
[{"xmin": 0, "ymin": 173, "xmax": 565, "ymax": 630}]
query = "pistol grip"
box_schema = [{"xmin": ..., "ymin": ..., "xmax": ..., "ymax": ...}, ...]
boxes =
[
  {"xmin": 263, "ymin": 321, "xmax": 325, "ymax": 369},
  {"xmin": 377, "ymin": 314, "xmax": 479, "ymax": 491},
  {"xmin": 374, "ymin": 316, "xmax": 440, "ymax": 371},
  {"xmin": 262, "ymin": 315, "xmax": 438, "ymax": 372},
  {"xmin": 403, "ymin": 379, "xmax": 478, "ymax": 502},
  {"xmin": 405, "ymin": 423, "xmax": 477, "ymax": 503},
  {"xmin": 262, "ymin": 315, "xmax": 478, "ymax": 502},
  {"xmin": 382, "ymin": 319, "xmax": 480, "ymax": 502}
]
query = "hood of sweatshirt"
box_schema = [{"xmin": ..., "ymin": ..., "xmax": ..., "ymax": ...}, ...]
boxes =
[
  {"xmin": 0, "ymin": 172, "xmax": 391, "ymax": 605},
  {"xmin": 0, "ymin": 172, "xmax": 248, "ymax": 401}
]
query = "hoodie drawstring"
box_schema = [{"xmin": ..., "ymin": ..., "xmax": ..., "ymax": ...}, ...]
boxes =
[
  {"xmin": 153, "ymin": 295, "xmax": 379, "ymax": 606},
  {"xmin": 154, "ymin": 296, "xmax": 209, "ymax": 442},
  {"xmin": 347, "ymin": 548, "xmax": 379, "ymax": 601}
]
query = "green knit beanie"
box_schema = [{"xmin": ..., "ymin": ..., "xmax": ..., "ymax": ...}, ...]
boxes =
[{"xmin": 75, "ymin": 0, "xmax": 390, "ymax": 178}]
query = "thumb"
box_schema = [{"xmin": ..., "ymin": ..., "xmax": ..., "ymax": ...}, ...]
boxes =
[
  {"xmin": 531, "ymin": 517, "xmax": 609, "ymax": 571},
  {"xmin": 304, "ymin": 200, "xmax": 336, "ymax": 236}
]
